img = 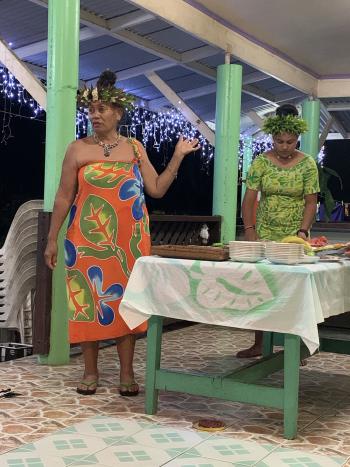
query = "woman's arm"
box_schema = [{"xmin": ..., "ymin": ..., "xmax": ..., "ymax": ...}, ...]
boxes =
[
  {"xmin": 242, "ymin": 188, "xmax": 259, "ymax": 241},
  {"xmin": 139, "ymin": 137, "xmax": 199, "ymax": 198},
  {"xmin": 298, "ymin": 193, "xmax": 318, "ymax": 239},
  {"xmin": 44, "ymin": 143, "xmax": 79, "ymax": 269}
]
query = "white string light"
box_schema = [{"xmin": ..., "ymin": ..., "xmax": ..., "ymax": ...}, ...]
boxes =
[{"xmin": 0, "ymin": 65, "xmax": 324, "ymax": 169}]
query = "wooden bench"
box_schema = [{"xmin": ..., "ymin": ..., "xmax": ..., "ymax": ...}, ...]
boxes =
[{"xmin": 150, "ymin": 214, "xmax": 221, "ymax": 246}]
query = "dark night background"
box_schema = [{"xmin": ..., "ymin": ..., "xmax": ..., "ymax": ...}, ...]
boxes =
[
  {"xmin": 324, "ymin": 140, "xmax": 350, "ymax": 203},
  {"xmin": 1, "ymin": 95, "xmax": 349, "ymax": 246}
]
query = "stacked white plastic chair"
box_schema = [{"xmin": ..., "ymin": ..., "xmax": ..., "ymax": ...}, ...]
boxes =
[{"xmin": 0, "ymin": 200, "xmax": 43, "ymax": 343}]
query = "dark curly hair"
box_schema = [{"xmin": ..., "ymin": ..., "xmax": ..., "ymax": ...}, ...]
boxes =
[
  {"xmin": 96, "ymin": 69, "xmax": 117, "ymax": 90},
  {"xmin": 276, "ymin": 103, "xmax": 299, "ymax": 118}
]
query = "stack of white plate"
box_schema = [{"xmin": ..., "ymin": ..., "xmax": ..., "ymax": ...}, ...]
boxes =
[
  {"xmin": 265, "ymin": 242, "xmax": 304, "ymax": 265},
  {"xmin": 229, "ymin": 241, "xmax": 265, "ymax": 262}
]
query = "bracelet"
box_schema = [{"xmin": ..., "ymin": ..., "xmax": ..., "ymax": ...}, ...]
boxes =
[
  {"xmin": 166, "ymin": 165, "xmax": 178, "ymax": 178},
  {"xmin": 244, "ymin": 225, "xmax": 255, "ymax": 231},
  {"xmin": 297, "ymin": 229, "xmax": 309, "ymax": 237}
]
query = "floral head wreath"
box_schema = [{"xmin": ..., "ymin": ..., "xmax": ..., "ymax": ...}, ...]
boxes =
[
  {"xmin": 262, "ymin": 114, "xmax": 308, "ymax": 136},
  {"xmin": 77, "ymin": 80, "xmax": 135, "ymax": 109}
]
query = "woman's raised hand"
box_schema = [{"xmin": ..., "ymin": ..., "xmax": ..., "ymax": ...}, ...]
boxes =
[{"xmin": 174, "ymin": 136, "xmax": 200, "ymax": 158}]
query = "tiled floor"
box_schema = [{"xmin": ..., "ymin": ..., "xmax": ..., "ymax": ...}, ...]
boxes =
[
  {"xmin": 0, "ymin": 415, "xmax": 346, "ymax": 466},
  {"xmin": 1, "ymin": 324, "xmax": 350, "ymax": 466}
]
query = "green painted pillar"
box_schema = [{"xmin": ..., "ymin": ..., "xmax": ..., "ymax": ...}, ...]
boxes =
[
  {"xmin": 300, "ymin": 98, "xmax": 320, "ymax": 160},
  {"xmin": 241, "ymin": 136, "xmax": 253, "ymax": 205},
  {"xmin": 213, "ymin": 64, "xmax": 242, "ymax": 242},
  {"xmin": 41, "ymin": 0, "xmax": 80, "ymax": 365}
]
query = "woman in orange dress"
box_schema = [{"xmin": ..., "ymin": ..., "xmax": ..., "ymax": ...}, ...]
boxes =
[{"xmin": 45, "ymin": 70, "xmax": 199, "ymax": 396}]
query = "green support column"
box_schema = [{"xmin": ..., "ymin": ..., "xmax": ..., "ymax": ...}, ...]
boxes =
[
  {"xmin": 300, "ymin": 98, "xmax": 320, "ymax": 159},
  {"xmin": 241, "ymin": 136, "xmax": 253, "ymax": 205},
  {"xmin": 213, "ymin": 64, "xmax": 243, "ymax": 242},
  {"xmin": 41, "ymin": 0, "xmax": 80, "ymax": 365}
]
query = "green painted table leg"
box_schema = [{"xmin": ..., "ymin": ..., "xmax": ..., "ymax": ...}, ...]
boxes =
[
  {"xmin": 262, "ymin": 332, "xmax": 274, "ymax": 357},
  {"xmin": 283, "ymin": 334, "xmax": 300, "ymax": 439},
  {"xmin": 145, "ymin": 315, "xmax": 163, "ymax": 415}
]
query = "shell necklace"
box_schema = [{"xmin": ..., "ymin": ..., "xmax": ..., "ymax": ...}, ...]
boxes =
[
  {"xmin": 93, "ymin": 133, "xmax": 121, "ymax": 157},
  {"xmin": 274, "ymin": 151, "xmax": 295, "ymax": 161}
]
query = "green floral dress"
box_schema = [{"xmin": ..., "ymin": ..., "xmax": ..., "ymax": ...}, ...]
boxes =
[{"xmin": 246, "ymin": 153, "xmax": 319, "ymax": 241}]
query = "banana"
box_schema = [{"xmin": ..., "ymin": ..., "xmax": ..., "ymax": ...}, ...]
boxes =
[{"xmin": 281, "ymin": 235, "xmax": 313, "ymax": 254}]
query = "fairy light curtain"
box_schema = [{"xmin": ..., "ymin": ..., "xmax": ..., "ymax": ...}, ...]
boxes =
[{"xmin": 1, "ymin": 65, "xmax": 276, "ymax": 166}]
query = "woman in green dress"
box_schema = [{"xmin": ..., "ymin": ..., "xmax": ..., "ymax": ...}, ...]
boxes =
[{"xmin": 237, "ymin": 104, "xmax": 320, "ymax": 358}]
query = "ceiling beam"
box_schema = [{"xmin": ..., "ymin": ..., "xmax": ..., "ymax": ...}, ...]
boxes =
[
  {"xmin": 318, "ymin": 79, "xmax": 350, "ymax": 99},
  {"xmin": 320, "ymin": 102, "xmax": 347, "ymax": 139},
  {"xmin": 26, "ymin": 0, "xmax": 350, "ymax": 99},
  {"xmin": 146, "ymin": 71, "xmax": 215, "ymax": 145},
  {"xmin": 127, "ymin": 0, "xmax": 317, "ymax": 95},
  {"xmin": 246, "ymin": 111, "xmax": 264, "ymax": 129},
  {"xmin": 0, "ymin": 38, "xmax": 46, "ymax": 110},
  {"xmin": 108, "ymin": 11, "xmax": 155, "ymax": 30},
  {"xmin": 180, "ymin": 45, "xmax": 219, "ymax": 62},
  {"xmin": 26, "ymin": 62, "xmax": 47, "ymax": 81},
  {"xmin": 27, "ymin": 0, "xmax": 275, "ymax": 104},
  {"xmin": 319, "ymin": 116, "xmax": 333, "ymax": 150},
  {"xmin": 326, "ymin": 102, "xmax": 350, "ymax": 112},
  {"xmin": 330, "ymin": 115, "xmax": 349, "ymax": 139},
  {"xmin": 28, "ymin": 0, "xmax": 221, "ymax": 82},
  {"xmin": 242, "ymin": 84, "xmax": 278, "ymax": 106},
  {"xmin": 116, "ymin": 59, "xmax": 172, "ymax": 82},
  {"xmin": 148, "ymin": 71, "xmax": 268, "ymax": 110},
  {"xmin": 14, "ymin": 11, "xmax": 155, "ymax": 59},
  {"xmin": 89, "ymin": 45, "xmax": 218, "ymax": 83},
  {"xmin": 149, "ymin": 84, "xmax": 216, "ymax": 110},
  {"xmin": 14, "ymin": 28, "xmax": 98, "ymax": 59}
]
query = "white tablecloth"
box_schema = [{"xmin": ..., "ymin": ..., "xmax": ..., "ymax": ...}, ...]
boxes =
[{"xmin": 119, "ymin": 257, "xmax": 350, "ymax": 354}]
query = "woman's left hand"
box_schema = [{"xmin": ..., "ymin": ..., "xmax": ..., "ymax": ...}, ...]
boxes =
[{"xmin": 174, "ymin": 136, "xmax": 200, "ymax": 158}]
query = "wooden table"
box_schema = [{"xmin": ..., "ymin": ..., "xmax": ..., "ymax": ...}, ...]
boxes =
[{"xmin": 120, "ymin": 257, "xmax": 350, "ymax": 439}]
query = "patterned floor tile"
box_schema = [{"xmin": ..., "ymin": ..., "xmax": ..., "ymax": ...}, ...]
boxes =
[
  {"xmin": 0, "ymin": 452, "xmax": 67, "ymax": 467},
  {"xmin": 127, "ymin": 425, "xmax": 210, "ymax": 451},
  {"xmin": 179, "ymin": 437, "xmax": 276, "ymax": 464},
  {"xmin": 62, "ymin": 415, "xmax": 149, "ymax": 441},
  {"xmin": 256, "ymin": 446, "xmax": 346, "ymax": 466},
  {"xmin": 4, "ymin": 434, "xmax": 108, "ymax": 461},
  {"xmin": 72, "ymin": 442, "xmax": 173, "ymax": 466},
  {"xmin": 163, "ymin": 454, "xmax": 234, "ymax": 466}
]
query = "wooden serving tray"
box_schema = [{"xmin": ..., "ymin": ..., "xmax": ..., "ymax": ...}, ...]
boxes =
[{"xmin": 151, "ymin": 244, "xmax": 229, "ymax": 261}]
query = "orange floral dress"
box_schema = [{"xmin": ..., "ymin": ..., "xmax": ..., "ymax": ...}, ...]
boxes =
[{"xmin": 64, "ymin": 139, "xmax": 150, "ymax": 343}]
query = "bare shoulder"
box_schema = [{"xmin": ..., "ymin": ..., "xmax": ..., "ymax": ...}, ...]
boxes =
[
  {"xmin": 70, "ymin": 136, "xmax": 94, "ymax": 149},
  {"xmin": 66, "ymin": 137, "xmax": 93, "ymax": 157}
]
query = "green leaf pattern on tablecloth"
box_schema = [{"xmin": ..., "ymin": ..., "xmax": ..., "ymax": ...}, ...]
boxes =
[
  {"xmin": 189, "ymin": 261, "xmax": 275, "ymax": 311},
  {"xmin": 129, "ymin": 260, "xmax": 276, "ymax": 314}
]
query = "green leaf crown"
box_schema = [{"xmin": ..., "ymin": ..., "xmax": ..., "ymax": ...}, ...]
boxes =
[
  {"xmin": 77, "ymin": 84, "xmax": 135, "ymax": 109},
  {"xmin": 262, "ymin": 114, "xmax": 308, "ymax": 136}
]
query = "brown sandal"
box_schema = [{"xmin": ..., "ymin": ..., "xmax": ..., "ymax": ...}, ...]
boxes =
[
  {"xmin": 76, "ymin": 379, "xmax": 98, "ymax": 395},
  {"xmin": 119, "ymin": 381, "xmax": 139, "ymax": 397}
]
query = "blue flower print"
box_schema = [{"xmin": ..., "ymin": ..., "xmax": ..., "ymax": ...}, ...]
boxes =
[
  {"xmin": 68, "ymin": 205, "xmax": 77, "ymax": 228},
  {"xmin": 119, "ymin": 164, "xmax": 145, "ymax": 221},
  {"xmin": 64, "ymin": 239, "xmax": 77, "ymax": 268},
  {"xmin": 87, "ymin": 266, "xmax": 124, "ymax": 326}
]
